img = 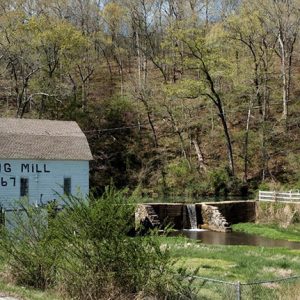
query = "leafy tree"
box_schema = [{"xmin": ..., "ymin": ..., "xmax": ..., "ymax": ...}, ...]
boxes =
[{"xmin": 163, "ymin": 22, "xmax": 236, "ymax": 175}]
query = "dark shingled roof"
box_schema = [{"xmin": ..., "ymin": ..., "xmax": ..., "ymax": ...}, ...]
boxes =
[{"xmin": 0, "ymin": 118, "xmax": 93, "ymax": 160}]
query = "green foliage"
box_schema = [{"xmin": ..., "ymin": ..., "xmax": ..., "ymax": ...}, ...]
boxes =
[
  {"xmin": 163, "ymin": 161, "xmax": 246, "ymax": 197},
  {"xmin": 165, "ymin": 160, "xmax": 206, "ymax": 197},
  {"xmin": 0, "ymin": 189, "xmax": 194, "ymax": 299},
  {"xmin": 166, "ymin": 160, "xmax": 192, "ymax": 186},
  {"xmin": 3, "ymin": 0, "xmax": 300, "ymax": 199},
  {"xmin": 0, "ymin": 199, "xmax": 59, "ymax": 289},
  {"xmin": 163, "ymin": 79, "xmax": 205, "ymax": 99},
  {"xmin": 208, "ymin": 168, "xmax": 230, "ymax": 195},
  {"xmin": 103, "ymin": 96, "xmax": 135, "ymax": 124},
  {"xmin": 207, "ymin": 167, "xmax": 244, "ymax": 196},
  {"xmin": 167, "ymin": 237, "xmax": 300, "ymax": 282},
  {"xmin": 55, "ymin": 189, "xmax": 193, "ymax": 299},
  {"xmin": 258, "ymin": 181, "xmax": 272, "ymax": 191},
  {"xmin": 232, "ymin": 223, "xmax": 300, "ymax": 242}
]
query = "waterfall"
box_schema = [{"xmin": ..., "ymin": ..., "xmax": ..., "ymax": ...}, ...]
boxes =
[{"xmin": 186, "ymin": 204, "xmax": 197, "ymax": 229}]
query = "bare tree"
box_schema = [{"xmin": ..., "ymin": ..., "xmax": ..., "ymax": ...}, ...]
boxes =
[{"xmin": 261, "ymin": 0, "xmax": 300, "ymax": 122}]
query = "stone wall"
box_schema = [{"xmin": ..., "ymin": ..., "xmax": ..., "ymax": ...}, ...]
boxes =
[
  {"xmin": 150, "ymin": 204, "xmax": 188, "ymax": 229},
  {"xmin": 256, "ymin": 201, "xmax": 300, "ymax": 227},
  {"xmin": 206, "ymin": 201, "xmax": 257, "ymax": 225},
  {"xmin": 201, "ymin": 204, "xmax": 231, "ymax": 232},
  {"xmin": 136, "ymin": 201, "xmax": 257, "ymax": 231},
  {"xmin": 135, "ymin": 204, "xmax": 161, "ymax": 229},
  {"xmin": 135, "ymin": 201, "xmax": 300, "ymax": 232}
]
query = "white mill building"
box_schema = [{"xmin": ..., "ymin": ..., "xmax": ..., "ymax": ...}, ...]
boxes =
[{"xmin": 0, "ymin": 118, "xmax": 93, "ymax": 209}]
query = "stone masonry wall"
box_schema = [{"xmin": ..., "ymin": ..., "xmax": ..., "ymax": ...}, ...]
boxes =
[
  {"xmin": 150, "ymin": 204, "xmax": 188, "ymax": 229},
  {"xmin": 256, "ymin": 201, "xmax": 300, "ymax": 227},
  {"xmin": 201, "ymin": 204, "xmax": 231, "ymax": 232},
  {"xmin": 206, "ymin": 201, "xmax": 256, "ymax": 225},
  {"xmin": 135, "ymin": 201, "xmax": 257, "ymax": 231}
]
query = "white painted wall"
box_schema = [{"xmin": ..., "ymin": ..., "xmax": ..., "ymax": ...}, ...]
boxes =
[{"xmin": 0, "ymin": 159, "xmax": 89, "ymax": 209}]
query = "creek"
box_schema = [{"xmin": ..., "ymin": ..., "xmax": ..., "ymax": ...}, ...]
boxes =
[{"xmin": 170, "ymin": 230, "xmax": 300, "ymax": 250}]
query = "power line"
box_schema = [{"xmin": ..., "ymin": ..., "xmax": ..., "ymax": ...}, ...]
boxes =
[
  {"xmin": 82, "ymin": 123, "xmax": 148, "ymax": 134},
  {"xmin": 62, "ymin": 101, "xmax": 298, "ymax": 135}
]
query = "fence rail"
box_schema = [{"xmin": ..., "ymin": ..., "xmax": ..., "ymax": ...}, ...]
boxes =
[
  {"xmin": 259, "ymin": 190, "xmax": 300, "ymax": 202},
  {"xmin": 188, "ymin": 274, "xmax": 300, "ymax": 300}
]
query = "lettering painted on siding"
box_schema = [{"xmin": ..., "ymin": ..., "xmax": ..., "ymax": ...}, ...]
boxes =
[
  {"xmin": 0, "ymin": 163, "xmax": 50, "ymax": 188},
  {"xmin": 0, "ymin": 177, "xmax": 16, "ymax": 187},
  {"xmin": 0, "ymin": 163, "xmax": 12, "ymax": 173},
  {"xmin": 0, "ymin": 163, "xmax": 50, "ymax": 173}
]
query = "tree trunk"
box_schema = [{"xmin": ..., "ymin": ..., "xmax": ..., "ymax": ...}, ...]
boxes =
[
  {"xmin": 217, "ymin": 104, "xmax": 235, "ymax": 176},
  {"xmin": 192, "ymin": 138, "xmax": 206, "ymax": 171},
  {"xmin": 243, "ymin": 98, "xmax": 253, "ymax": 183},
  {"xmin": 198, "ymin": 57, "xmax": 235, "ymax": 176},
  {"xmin": 165, "ymin": 105, "xmax": 192, "ymax": 169},
  {"xmin": 261, "ymin": 55, "xmax": 270, "ymax": 181},
  {"xmin": 278, "ymin": 34, "xmax": 288, "ymax": 120}
]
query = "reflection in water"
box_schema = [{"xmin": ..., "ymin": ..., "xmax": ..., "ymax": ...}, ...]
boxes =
[{"xmin": 171, "ymin": 230, "xmax": 300, "ymax": 250}]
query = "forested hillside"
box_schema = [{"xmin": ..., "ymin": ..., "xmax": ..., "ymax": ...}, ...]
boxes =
[{"xmin": 1, "ymin": 0, "xmax": 300, "ymax": 197}]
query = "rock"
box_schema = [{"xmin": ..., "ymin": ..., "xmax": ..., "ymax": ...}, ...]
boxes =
[
  {"xmin": 201, "ymin": 204, "xmax": 232, "ymax": 232},
  {"xmin": 135, "ymin": 204, "xmax": 160, "ymax": 231}
]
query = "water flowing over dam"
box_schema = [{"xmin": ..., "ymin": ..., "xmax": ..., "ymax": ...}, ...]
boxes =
[
  {"xmin": 186, "ymin": 204, "xmax": 197, "ymax": 229},
  {"xmin": 135, "ymin": 201, "xmax": 256, "ymax": 232}
]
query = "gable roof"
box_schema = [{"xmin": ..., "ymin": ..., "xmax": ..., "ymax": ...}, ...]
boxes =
[{"xmin": 0, "ymin": 118, "xmax": 93, "ymax": 160}]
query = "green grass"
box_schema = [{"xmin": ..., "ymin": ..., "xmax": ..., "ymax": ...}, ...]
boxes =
[
  {"xmin": 232, "ymin": 223, "xmax": 300, "ymax": 242},
  {"xmin": 1, "ymin": 234, "xmax": 300, "ymax": 299},
  {"xmin": 162, "ymin": 236, "xmax": 300, "ymax": 299},
  {"xmin": 0, "ymin": 256, "xmax": 60, "ymax": 300},
  {"xmin": 162, "ymin": 236, "xmax": 300, "ymax": 282},
  {"xmin": 0, "ymin": 281, "xmax": 60, "ymax": 300}
]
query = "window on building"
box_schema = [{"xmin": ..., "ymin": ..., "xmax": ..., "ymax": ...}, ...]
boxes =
[
  {"xmin": 0, "ymin": 207, "xmax": 5, "ymax": 227},
  {"xmin": 64, "ymin": 177, "xmax": 71, "ymax": 195},
  {"xmin": 20, "ymin": 178, "xmax": 29, "ymax": 197}
]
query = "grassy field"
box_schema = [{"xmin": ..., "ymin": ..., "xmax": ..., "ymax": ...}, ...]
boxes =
[
  {"xmin": 1, "ymin": 235, "xmax": 300, "ymax": 299},
  {"xmin": 164, "ymin": 236, "xmax": 300, "ymax": 282},
  {"xmin": 164, "ymin": 236, "xmax": 300, "ymax": 299},
  {"xmin": 0, "ymin": 282, "xmax": 60, "ymax": 300},
  {"xmin": 232, "ymin": 223, "xmax": 300, "ymax": 242}
]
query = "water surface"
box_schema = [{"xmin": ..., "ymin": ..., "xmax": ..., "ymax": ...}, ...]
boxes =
[
  {"xmin": 140, "ymin": 195, "xmax": 253, "ymax": 203},
  {"xmin": 171, "ymin": 230, "xmax": 300, "ymax": 250}
]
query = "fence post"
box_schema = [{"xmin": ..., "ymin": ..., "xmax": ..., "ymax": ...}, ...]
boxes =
[{"xmin": 236, "ymin": 281, "xmax": 241, "ymax": 300}]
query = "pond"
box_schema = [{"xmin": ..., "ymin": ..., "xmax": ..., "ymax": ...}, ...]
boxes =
[
  {"xmin": 171, "ymin": 229, "xmax": 300, "ymax": 250},
  {"xmin": 139, "ymin": 195, "xmax": 254, "ymax": 203}
]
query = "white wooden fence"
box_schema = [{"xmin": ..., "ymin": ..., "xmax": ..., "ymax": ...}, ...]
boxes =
[{"xmin": 259, "ymin": 190, "xmax": 300, "ymax": 202}]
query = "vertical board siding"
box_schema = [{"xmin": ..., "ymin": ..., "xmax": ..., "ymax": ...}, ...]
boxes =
[{"xmin": 0, "ymin": 159, "xmax": 89, "ymax": 209}]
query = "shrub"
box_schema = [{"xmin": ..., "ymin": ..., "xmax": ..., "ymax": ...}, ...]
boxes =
[
  {"xmin": 54, "ymin": 188, "xmax": 192, "ymax": 299},
  {"xmin": 165, "ymin": 159, "xmax": 209, "ymax": 197},
  {"xmin": 0, "ymin": 189, "xmax": 194, "ymax": 299},
  {"xmin": 166, "ymin": 160, "xmax": 193, "ymax": 191},
  {"xmin": 0, "ymin": 199, "xmax": 59, "ymax": 289},
  {"xmin": 208, "ymin": 167, "xmax": 245, "ymax": 196},
  {"xmin": 208, "ymin": 168, "xmax": 230, "ymax": 196}
]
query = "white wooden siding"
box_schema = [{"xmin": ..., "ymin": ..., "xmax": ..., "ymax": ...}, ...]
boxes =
[{"xmin": 0, "ymin": 159, "xmax": 89, "ymax": 209}]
